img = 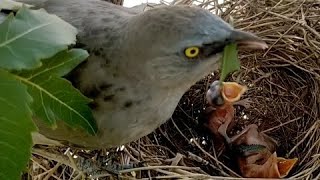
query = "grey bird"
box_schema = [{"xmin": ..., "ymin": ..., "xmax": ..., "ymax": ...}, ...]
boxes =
[{"xmin": 14, "ymin": 0, "xmax": 267, "ymax": 149}]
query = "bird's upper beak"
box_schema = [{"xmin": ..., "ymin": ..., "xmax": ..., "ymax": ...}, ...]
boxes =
[{"xmin": 230, "ymin": 29, "xmax": 268, "ymax": 50}]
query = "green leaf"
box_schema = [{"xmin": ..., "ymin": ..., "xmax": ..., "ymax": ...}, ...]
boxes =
[
  {"xmin": 0, "ymin": 0, "xmax": 33, "ymax": 11},
  {"xmin": 16, "ymin": 50, "xmax": 97, "ymax": 135},
  {"xmin": 0, "ymin": 70, "xmax": 36, "ymax": 180},
  {"xmin": 0, "ymin": 6, "xmax": 77, "ymax": 70},
  {"xmin": 27, "ymin": 76, "xmax": 97, "ymax": 134},
  {"xmin": 20, "ymin": 49, "xmax": 89, "ymax": 78},
  {"xmin": 219, "ymin": 43, "xmax": 240, "ymax": 82}
]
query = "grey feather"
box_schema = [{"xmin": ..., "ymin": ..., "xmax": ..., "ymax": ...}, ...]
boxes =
[{"xmin": 14, "ymin": 0, "xmax": 266, "ymax": 148}]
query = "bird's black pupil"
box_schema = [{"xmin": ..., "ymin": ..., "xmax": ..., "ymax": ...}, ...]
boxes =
[{"xmin": 190, "ymin": 49, "xmax": 196, "ymax": 54}]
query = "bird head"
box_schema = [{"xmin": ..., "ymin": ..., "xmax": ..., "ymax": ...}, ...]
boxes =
[
  {"xmin": 206, "ymin": 80, "xmax": 247, "ymax": 106},
  {"xmin": 120, "ymin": 5, "xmax": 267, "ymax": 90}
]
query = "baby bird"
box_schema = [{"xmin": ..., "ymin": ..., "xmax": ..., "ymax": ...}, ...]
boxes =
[
  {"xmin": 205, "ymin": 81, "xmax": 247, "ymax": 141},
  {"xmin": 227, "ymin": 124, "xmax": 297, "ymax": 178}
]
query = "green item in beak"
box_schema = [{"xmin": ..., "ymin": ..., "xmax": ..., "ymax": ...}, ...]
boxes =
[{"xmin": 219, "ymin": 43, "xmax": 240, "ymax": 82}]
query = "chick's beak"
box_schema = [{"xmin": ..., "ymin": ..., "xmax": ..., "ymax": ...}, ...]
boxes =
[
  {"xmin": 230, "ymin": 29, "xmax": 268, "ymax": 50},
  {"xmin": 277, "ymin": 157, "xmax": 298, "ymax": 178},
  {"xmin": 206, "ymin": 81, "xmax": 247, "ymax": 106},
  {"xmin": 221, "ymin": 82, "xmax": 247, "ymax": 103}
]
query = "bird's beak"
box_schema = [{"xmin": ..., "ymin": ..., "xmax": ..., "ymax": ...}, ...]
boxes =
[
  {"xmin": 277, "ymin": 157, "xmax": 298, "ymax": 178},
  {"xmin": 221, "ymin": 82, "xmax": 247, "ymax": 103},
  {"xmin": 231, "ymin": 30, "xmax": 268, "ymax": 50},
  {"xmin": 206, "ymin": 81, "xmax": 247, "ymax": 106}
]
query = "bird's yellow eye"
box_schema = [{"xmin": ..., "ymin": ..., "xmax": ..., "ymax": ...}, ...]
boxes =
[{"xmin": 185, "ymin": 47, "xmax": 200, "ymax": 58}]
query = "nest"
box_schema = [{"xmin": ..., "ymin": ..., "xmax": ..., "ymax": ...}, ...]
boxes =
[{"xmin": 26, "ymin": 0, "xmax": 320, "ymax": 179}]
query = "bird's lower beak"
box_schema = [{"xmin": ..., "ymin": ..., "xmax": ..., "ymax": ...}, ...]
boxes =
[{"xmin": 231, "ymin": 30, "xmax": 268, "ymax": 50}]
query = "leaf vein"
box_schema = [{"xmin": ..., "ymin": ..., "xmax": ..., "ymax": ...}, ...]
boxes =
[
  {"xmin": 14, "ymin": 75, "xmax": 95, "ymax": 133},
  {"xmin": 0, "ymin": 141, "xmax": 22, "ymax": 155},
  {"xmin": 0, "ymin": 129, "xmax": 28, "ymax": 144},
  {"xmin": 28, "ymin": 53, "xmax": 84, "ymax": 80},
  {"xmin": 40, "ymin": 90, "xmax": 52, "ymax": 123},
  {"xmin": 0, "ymin": 97, "xmax": 17, "ymax": 109},
  {"xmin": 5, "ymin": 45, "xmax": 21, "ymax": 60},
  {"xmin": 0, "ymin": 156, "xmax": 18, "ymax": 167},
  {"xmin": 0, "ymin": 117, "xmax": 19, "ymax": 127},
  {"xmin": 0, "ymin": 21, "xmax": 53, "ymax": 47}
]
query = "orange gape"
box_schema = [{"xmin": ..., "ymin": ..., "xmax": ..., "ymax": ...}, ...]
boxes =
[
  {"xmin": 221, "ymin": 82, "xmax": 247, "ymax": 103},
  {"xmin": 277, "ymin": 157, "xmax": 298, "ymax": 178}
]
